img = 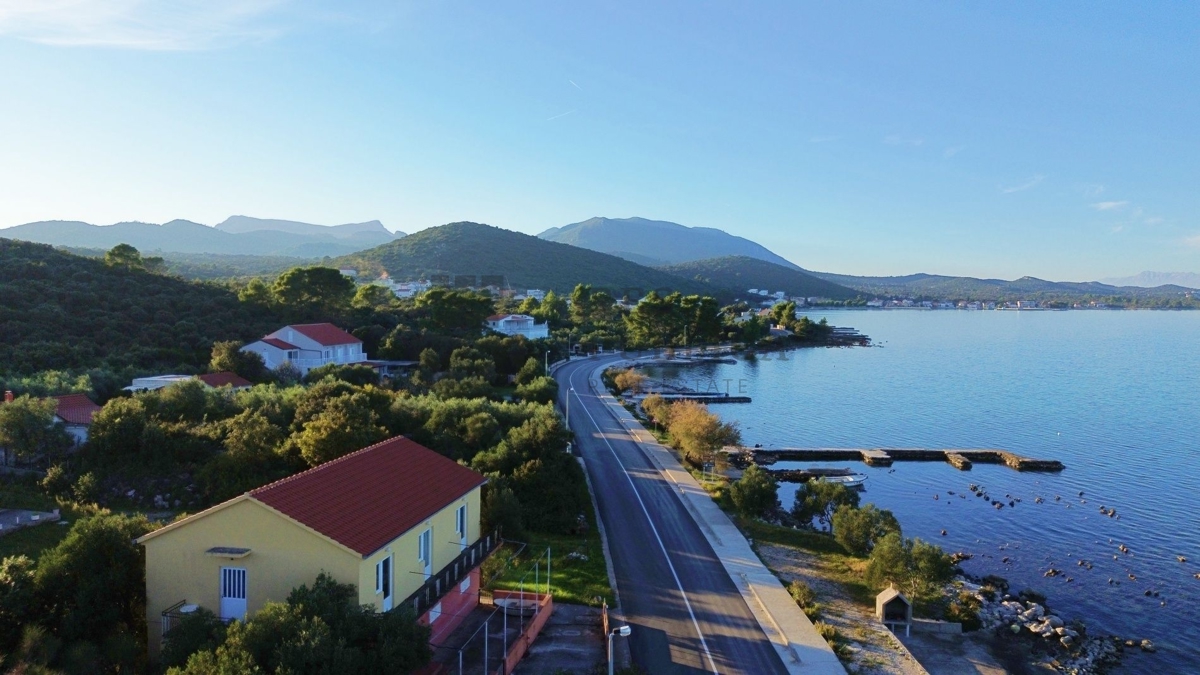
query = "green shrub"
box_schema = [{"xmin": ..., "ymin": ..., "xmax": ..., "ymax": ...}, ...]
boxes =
[{"xmin": 728, "ymin": 464, "xmax": 779, "ymax": 519}]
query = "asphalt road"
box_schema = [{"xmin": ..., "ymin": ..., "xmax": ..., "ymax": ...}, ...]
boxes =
[{"xmin": 555, "ymin": 356, "xmax": 788, "ymax": 675}]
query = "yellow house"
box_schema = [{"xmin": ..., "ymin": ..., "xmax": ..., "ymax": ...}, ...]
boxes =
[{"xmin": 139, "ymin": 436, "xmax": 496, "ymax": 658}]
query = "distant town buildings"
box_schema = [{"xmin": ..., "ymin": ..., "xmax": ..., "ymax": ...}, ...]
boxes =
[{"xmin": 484, "ymin": 313, "xmax": 549, "ymax": 339}]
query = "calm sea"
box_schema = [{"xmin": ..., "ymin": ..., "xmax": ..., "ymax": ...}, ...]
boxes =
[{"xmin": 644, "ymin": 310, "xmax": 1200, "ymax": 673}]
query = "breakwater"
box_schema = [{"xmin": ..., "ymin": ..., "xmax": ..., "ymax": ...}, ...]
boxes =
[{"xmin": 733, "ymin": 447, "xmax": 1064, "ymax": 472}]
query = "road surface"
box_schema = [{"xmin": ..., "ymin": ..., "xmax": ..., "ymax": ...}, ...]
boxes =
[{"xmin": 555, "ymin": 355, "xmax": 789, "ymax": 675}]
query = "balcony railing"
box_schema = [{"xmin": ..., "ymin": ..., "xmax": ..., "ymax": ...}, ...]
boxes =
[
  {"xmin": 161, "ymin": 600, "xmax": 189, "ymax": 638},
  {"xmin": 401, "ymin": 528, "xmax": 501, "ymax": 618}
]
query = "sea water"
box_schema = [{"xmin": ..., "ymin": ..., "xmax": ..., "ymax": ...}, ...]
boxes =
[{"xmin": 643, "ymin": 310, "xmax": 1200, "ymax": 673}]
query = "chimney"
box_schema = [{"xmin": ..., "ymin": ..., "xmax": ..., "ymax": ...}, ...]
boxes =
[{"xmin": 3, "ymin": 390, "xmax": 12, "ymax": 403}]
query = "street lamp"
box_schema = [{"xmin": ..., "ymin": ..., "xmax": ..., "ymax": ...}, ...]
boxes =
[
  {"xmin": 608, "ymin": 625, "xmax": 632, "ymax": 675},
  {"xmin": 566, "ymin": 387, "xmax": 575, "ymax": 427}
]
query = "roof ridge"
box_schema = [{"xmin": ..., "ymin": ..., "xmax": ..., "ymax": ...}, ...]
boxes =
[{"xmin": 248, "ymin": 435, "xmax": 410, "ymax": 496}]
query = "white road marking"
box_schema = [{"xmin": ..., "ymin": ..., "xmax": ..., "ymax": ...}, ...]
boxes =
[{"xmin": 567, "ymin": 364, "xmax": 720, "ymax": 675}]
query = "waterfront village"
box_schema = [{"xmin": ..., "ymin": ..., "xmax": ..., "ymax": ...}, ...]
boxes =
[{"xmin": 0, "ymin": 254, "xmax": 1153, "ymax": 675}]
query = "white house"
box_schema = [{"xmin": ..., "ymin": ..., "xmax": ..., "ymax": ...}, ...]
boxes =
[
  {"xmin": 240, "ymin": 323, "xmax": 367, "ymax": 374},
  {"xmin": 524, "ymin": 289, "xmax": 546, "ymax": 301},
  {"xmin": 51, "ymin": 394, "xmax": 102, "ymax": 446},
  {"xmin": 484, "ymin": 314, "xmax": 549, "ymax": 339}
]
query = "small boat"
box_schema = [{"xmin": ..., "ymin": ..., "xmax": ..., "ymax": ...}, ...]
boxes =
[{"xmin": 820, "ymin": 474, "xmax": 867, "ymax": 488}]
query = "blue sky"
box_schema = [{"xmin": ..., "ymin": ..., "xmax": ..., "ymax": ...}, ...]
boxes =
[{"xmin": 0, "ymin": 1, "xmax": 1197, "ymax": 279}]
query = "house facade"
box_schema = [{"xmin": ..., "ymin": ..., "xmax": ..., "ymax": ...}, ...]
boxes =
[
  {"xmin": 50, "ymin": 394, "xmax": 102, "ymax": 446},
  {"xmin": 139, "ymin": 436, "xmax": 493, "ymax": 658},
  {"xmin": 240, "ymin": 323, "xmax": 367, "ymax": 374},
  {"xmin": 484, "ymin": 314, "xmax": 549, "ymax": 339}
]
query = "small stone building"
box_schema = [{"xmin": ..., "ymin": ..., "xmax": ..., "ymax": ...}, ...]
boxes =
[{"xmin": 876, "ymin": 585, "xmax": 912, "ymax": 636}]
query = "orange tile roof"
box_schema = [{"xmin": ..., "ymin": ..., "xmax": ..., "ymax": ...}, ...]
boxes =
[
  {"xmin": 261, "ymin": 337, "xmax": 298, "ymax": 350},
  {"xmin": 196, "ymin": 372, "xmax": 253, "ymax": 389},
  {"xmin": 289, "ymin": 323, "xmax": 361, "ymax": 346},
  {"xmin": 249, "ymin": 436, "xmax": 486, "ymax": 557},
  {"xmin": 52, "ymin": 394, "xmax": 101, "ymax": 425}
]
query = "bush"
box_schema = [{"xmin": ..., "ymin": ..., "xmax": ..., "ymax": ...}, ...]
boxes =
[
  {"xmin": 946, "ymin": 591, "xmax": 982, "ymax": 631},
  {"xmin": 612, "ymin": 369, "xmax": 647, "ymax": 394},
  {"xmin": 814, "ymin": 620, "xmax": 838, "ymax": 642},
  {"xmin": 865, "ymin": 532, "xmax": 954, "ymax": 601},
  {"xmin": 72, "ymin": 472, "xmax": 99, "ymax": 504},
  {"xmin": 481, "ymin": 483, "xmax": 525, "ymax": 540},
  {"xmin": 728, "ymin": 464, "xmax": 778, "ymax": 519},
  {"xmin": 831, "ymin": 503, "xmax": 900, "ymax": 557},
  {"xmin": 792, "ymin": 479, "xmax": 860, "ymax": 532},
  {"xmin": 40, "ymin": 464, "xmax": 72, "ymax": 499},
  {"xmin": 514, "ymin": 376, "xmax": 558, "ymax": 405},
  {"xmin": 786, "ymin": 580, "xmax": 821, "ymax": 620},
  {"xmin": 160, "ymin": 608, "xmax": 229, "ymax": 669}
]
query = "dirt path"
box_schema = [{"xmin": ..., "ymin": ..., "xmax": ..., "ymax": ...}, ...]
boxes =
[{"xmin": 758, "ymin": 543, "xmax": 928, "ymax": 675}]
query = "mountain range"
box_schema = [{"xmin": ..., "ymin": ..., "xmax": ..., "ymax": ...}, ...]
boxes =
[
  {"xmin": 333, "ymin": 221, "xmax": 724, "ymax": 298},
  {"xmin": 810, "ymin": 272, "xmax": 1197, "ymax": 301},
  {"xmin": 1097, "ymin": 271, "xmax": 1200, "ymax": 290},
  {"xmin": 1, "ymin": 216, "xmax": 403, "ymax": 258},
  {"xmin": 4, "ymin": 213, "xmax": 1195, "ymax": 302},
  {"xmin": 658, "ymin": 256, "xmax": 859, "ymax": 300},
  {"xmin": 538, "ymin": 216, "xmax": 801, "ymax": 270}
]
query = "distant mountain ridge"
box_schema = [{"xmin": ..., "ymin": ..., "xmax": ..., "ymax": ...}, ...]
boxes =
[
  {"xmin": 1098, "ymin": 271, "xmax": 1200, "ymax": 290},
  {"xmin": 658, "ymin": 256, "xmax": 860, "ymax": 300},
  {"xmin": 1, "ymin": 217, "xmax": 404, "ymax": 258},
  {"xmin": 810, "ymin": 271, "xmax": 1197, "ymax": 301},
  {"xmin": 538, "ymin": 216, "xmax": 802, "ymax": 270},
  {"xmin": 334, "ymin": 221, "xmax": 718, "ymax": 297}
]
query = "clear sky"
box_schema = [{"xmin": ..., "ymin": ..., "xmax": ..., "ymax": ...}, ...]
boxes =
[{"xmin": 0, "ymin": 1, "xmax": 1197, "ymax": 280}]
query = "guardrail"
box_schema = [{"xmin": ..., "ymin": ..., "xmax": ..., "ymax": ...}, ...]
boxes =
[{"xmin": 401, "ymin": 528, "xmax": 502, "ymax": 617}]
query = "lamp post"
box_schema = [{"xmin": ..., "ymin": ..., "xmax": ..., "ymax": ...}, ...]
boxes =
[
  {"xmin": 567, "ymin": 387, "xmax": 575, "ymax": 428},
  {"xmin": 544, "ymin": 349, "xmax": 549, "ymax": 376},
  {"xmin": 607, "ymin": 625, "xmax": 631, "ymax": 675}
]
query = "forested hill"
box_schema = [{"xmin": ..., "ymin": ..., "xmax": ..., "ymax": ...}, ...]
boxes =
[
  {"xmin": 0, "ymin": 238, "xmax": 284, "ymax": 375},
  {"xmin": 658, "ymin": 256, "xmax": 860, "ymax": 300},
  {"xmin": 334, "ymin": 221, "xmax": 718, "ymax": 298}
]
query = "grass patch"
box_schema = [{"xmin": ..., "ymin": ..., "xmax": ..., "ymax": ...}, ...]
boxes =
[
  {"xmin": 738, "ymin": 517, "xmax": 847, "ymax": 555},
  {"xmin": 487, "ymin": 530, "xmax": 612, "ymax": 607},
  {"xmin": 0, "ymin": 480, "xmax": 58, "ymax": 512},
  {"xmin": 0, "ymin": 516, "xmax": 73, "ymax": 561},
  {"xmin": 486, "ymin": 497, "xmax": 612, "ymax": 607}
]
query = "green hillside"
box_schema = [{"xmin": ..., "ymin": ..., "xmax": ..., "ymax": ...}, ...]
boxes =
[
  {"xmin": 658, "ymin": 256, "xmax": 860, "ymax": 300},
  {"xmin": 334, "ymin": 221, "xmax": 718, "ymax": 298},
  {"xmin": 0, "ymin": 238, "xmax": 285, "ymax": 376}
]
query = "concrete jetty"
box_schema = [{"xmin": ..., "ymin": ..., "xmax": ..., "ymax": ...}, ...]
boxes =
[{"xmin": 734, "ymin": 447, "xmax": 1064, "ymax": 472}]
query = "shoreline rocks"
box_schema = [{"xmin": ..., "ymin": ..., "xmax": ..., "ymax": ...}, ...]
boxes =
[{"xmin": 956, "ymin": 575, "xmax": 1126, "ymax": 674}]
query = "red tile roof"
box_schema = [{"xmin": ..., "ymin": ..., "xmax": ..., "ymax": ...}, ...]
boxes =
[
  {"xmin": 196, "ymin": 372, "xmax": 253, "ymax": 389},
  {"xmin": 289, "ymin": 323, "xmax": 361, "ymax": 346},
  {"xmin": 249, "ymin": 436, "xmax": 486, "ymax": 557},
  {"xmin": 261, "ymin": 337, "xmax": 298, "ymax": 350},
  {"xmin": 52, "ymin": 394, "xmax": 101, "ymax": 425},
  {"xmin": 486, "ymin": 314, "xmax": 508, "ymax": 321}
]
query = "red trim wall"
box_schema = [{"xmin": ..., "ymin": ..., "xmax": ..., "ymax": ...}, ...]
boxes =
[{"xmin": 420, "ymin": 567, "xmax": 481, "ymax": 646}]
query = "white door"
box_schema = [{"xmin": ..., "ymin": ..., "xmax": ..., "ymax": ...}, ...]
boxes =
[
  {"xmin": 456, "ymin": 505, "xmax": 467, "ymax": 551},
  {"xmin": 219, "ymin": 567, "xmax": 247, "ymax": 621},
  {"xmin": 419, "ymin": 528, "xmax": 432, "ymax": 580},
  {"xmin": 377, "ymin": 556, "xmax": 393, "ymax": 611}
]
